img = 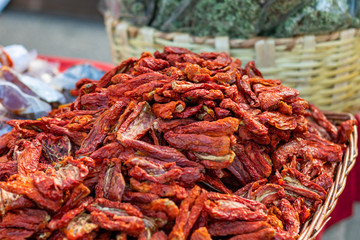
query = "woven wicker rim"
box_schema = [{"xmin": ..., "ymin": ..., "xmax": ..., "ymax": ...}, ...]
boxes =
[{"xmin": 299, "ymin": 112, "xmax": 358, "ymax": 239}]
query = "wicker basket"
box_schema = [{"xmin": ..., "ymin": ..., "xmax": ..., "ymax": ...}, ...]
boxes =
[
  {"xmin": 298, "ymin": 112, "xmax": 358, "ymax": 239},
  {"xmin": 104, "ymin": 15, "xmax": 360, "ymax": 113}
]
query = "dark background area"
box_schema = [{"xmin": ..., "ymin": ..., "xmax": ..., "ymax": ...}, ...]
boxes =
[
  {"xmin": 0, "ymin": 0, "xmax": 112, "ymax": 62},
  {"xmin": 7, "ymin": 0, "xmax": 103, "ymax": 20}
]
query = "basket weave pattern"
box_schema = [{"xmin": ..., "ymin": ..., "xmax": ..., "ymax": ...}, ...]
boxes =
[
  {"xmin": 298, "ymin": 113, "xmax": 358, "ymax": 239},
  {"xmin": 105, "ymin": 15, "xmax": 360, "ymax": 113}
]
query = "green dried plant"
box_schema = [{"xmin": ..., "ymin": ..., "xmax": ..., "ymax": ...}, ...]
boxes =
[
  {"xmin": 275, "ymin": 0, "xmax": 357, "ymax": 37},
  {"xmin": 113, "ymin": 0, "xmax": 360, "ymax": 38}
]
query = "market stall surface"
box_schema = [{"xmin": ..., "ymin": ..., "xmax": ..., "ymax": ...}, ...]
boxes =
[
  {"xmin": 0, "ymin": 9, "xmax": 112, "ymax": 63},
  {"xmin": 324, "ymin": 204, "xmax": 360, "ymax": 239}
]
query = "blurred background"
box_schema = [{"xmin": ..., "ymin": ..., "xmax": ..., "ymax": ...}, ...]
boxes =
[
  {"xmin": 0, "ymin": 1, "xmax": 360, "ymax": 239},
  {"xmin": 0, "ymin": 0, "xmax": 112, "ymax": 62}
]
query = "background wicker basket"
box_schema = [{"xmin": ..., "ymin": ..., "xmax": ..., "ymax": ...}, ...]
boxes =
[
  {"xmin": 105, "ymin": 15, "xmax": 360, "ymax": 113},
  {"xmin": 298, "ymin": 112, "xmax": 358, "ymax": 239}
]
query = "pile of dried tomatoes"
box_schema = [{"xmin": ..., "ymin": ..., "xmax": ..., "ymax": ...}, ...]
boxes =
[{"xmin": 0, "ymin": 47, "xmax": 356, "ymax": 240}]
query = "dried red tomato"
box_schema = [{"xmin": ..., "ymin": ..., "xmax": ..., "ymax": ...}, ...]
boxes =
[{"xmin": 0, "ymin": 47, "xmax": 355, "ymax": 240}]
